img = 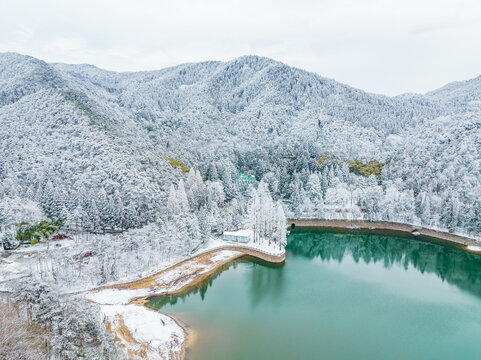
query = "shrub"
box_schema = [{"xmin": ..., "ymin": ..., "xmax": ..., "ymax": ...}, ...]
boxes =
[
  {"xmin": 1, "ymin": 233, "xmax": 19, "ymax": 250},
  {"xmin": 16, "ymin": 219, "xmax": 60, "ymax": 245}
]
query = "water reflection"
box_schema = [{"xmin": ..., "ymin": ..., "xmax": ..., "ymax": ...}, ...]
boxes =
[
  {"xmin": 146, "ymin": 258, "xmax": 285, "ymax": 310},
  {"xmin": 287, "ymin": 228, "xmax": 481, "ymax": 299},
  {"xmin": 248, "ymin": 259, "xmax": 285, "ymax": 307},
  {"xmin": 146, "ymin": 261, "xmax": 236, "ymax": 309},
  {"xmin": 147, "ymin": 230, "xmax": 481, "ymax": 310}
]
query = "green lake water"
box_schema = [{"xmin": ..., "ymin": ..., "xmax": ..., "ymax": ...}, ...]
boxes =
[{"xmin": 147, "ymin": 229, "xmax": 481, "ymax": 360}]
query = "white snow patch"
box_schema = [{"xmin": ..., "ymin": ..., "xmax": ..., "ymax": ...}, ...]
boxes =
[
  {"xmin": 467, "ymin": 245, "xmax": 481, "ymax": 252},
  {"xmin": 101, "ymin": 304, "xmax": 184, "ymax": 360},
  {"xmin": 209, "ymin": 250, "xmax": 241, "ymax": 262},
  {"xmin": 86, "ymin": 289, "xmax": 150, "ymax": 305},
  {"xmin": 202, "ymin": 237, "xmax": 285, "ymax": 257}
]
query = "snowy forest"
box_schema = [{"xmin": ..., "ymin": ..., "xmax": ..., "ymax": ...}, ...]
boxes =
[{"xmin": 1, "ymin": 53, "xmax": 479, "ymax": 243}]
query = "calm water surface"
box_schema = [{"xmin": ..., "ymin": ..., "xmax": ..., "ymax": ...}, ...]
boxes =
[{"xmin": 147, "ymin": 229, "xmax": 481, "ymax": 360}]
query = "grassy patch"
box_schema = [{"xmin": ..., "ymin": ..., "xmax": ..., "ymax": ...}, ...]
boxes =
[
  {"xmin": 346, "ymin": 159, "xmax": 383, "ymax": 178},
  {"xmin": 316, "ymin": 152, "xmax": 337, "ymax": 165},
  {"xmin": 165, "ymin": 156, "xmax": 190, "ymax": 173},
  {"xmin": 315, "ymin": 153, "xmax": 383, "ymax": 178}
]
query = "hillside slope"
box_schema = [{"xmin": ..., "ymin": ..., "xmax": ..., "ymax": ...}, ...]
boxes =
[{"xmin": 0, "ymin": 54, "xmax": 176, "ymax": 229}]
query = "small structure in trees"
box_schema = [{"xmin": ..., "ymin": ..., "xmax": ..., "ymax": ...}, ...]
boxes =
[{"xmin": 222, "ymin": 229, "xmax": 252, "ymax": 243}]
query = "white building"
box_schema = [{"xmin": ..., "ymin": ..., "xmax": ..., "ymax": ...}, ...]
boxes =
[{"xmin": 222, "ymin": 229, "xmax": 252, "ymax": 243}]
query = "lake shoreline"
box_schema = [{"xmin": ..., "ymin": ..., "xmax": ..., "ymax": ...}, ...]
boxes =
[
  {"xmin": 86, "ymin": 243, "xmax": 286, "ymax": 360},
  {"xmin": 145, "ymin": 229, "xmax": 481, "ymax": 360},
  {"xmin": 287, "ymin": 219, "xmax": 481, "ymax": 253},
  {"xmin": 96, "ymin": 245, "xmax": 285, "ymax": 295},
  {"xmin": 134, "ymin": 246, "xmax": 286, "ymax": 360},
  {"xmin": 91, "ymin": 221, "xmax": 479, "ymax": 359}
]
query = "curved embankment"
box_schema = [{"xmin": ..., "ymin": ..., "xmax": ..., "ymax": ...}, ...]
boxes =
[
  {"xmin": 87, "ymin": 244, "xmax": 285, "ymax": 360},
  {"xmin": 287, "ymin": 219, "xmax": 481, "ymax": 252},
  {"xmin": 94, "ymin": 245, "xmax": 285, "ymax": 299}
]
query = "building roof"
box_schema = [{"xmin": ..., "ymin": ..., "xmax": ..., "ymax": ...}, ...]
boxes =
[{"xmin": 222, "ymin": 229, "xmax": 252, "ymax": 237}]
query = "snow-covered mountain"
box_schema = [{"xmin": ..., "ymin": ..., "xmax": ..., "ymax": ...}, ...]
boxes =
[
  {"xmin": 51, "ymin": 55, "xmax": 448, "ymax": 161},
  {"xmin": 0, "ymin": 53, "xmax": 178, "ymax": 229},
  {"xmin": 0, "ymin": 52, "xmax": 479, "ymax": 237},
  {"xmin": 426, "ymin": 75, "xmax": 481, "ymax": 110}
]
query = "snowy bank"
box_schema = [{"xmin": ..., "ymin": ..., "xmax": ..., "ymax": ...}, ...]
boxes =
[
  {"xmin": 287, "ymin": 219, "xmax": 481, "ymax": 249},
  {"xmin": 86, "ymin": 240, "xmax": 285, "ymax": 305},
  {"xmin": 201, "ymin": 237, "xmax": 285, "ymax": 257},
  {"xmin": 101, "ymin": 304, "xmax": 185, "ymax": 360},
  {"xmin": 467, "ymin": 245, "xmax": 481, "ymax": 252},
  {"xmin": 86, "ymin": 249, "xmax": 244, "ymax": 305}
]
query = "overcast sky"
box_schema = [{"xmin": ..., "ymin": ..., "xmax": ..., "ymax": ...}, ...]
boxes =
[{"xmin": 1, "ymin": 0, "xmax": 480, "ymax": 95}]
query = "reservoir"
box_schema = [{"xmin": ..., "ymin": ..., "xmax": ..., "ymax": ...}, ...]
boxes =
[{"xmin": 147, "ymin": 228, "xmax": 481, "ymax": 360}]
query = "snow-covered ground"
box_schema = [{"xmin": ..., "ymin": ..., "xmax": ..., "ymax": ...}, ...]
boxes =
[
  {"xmin": 467, "ymin": 245, "xmax": 481, "ymax": 252},
  {"xmin": 200, "ymin": 237, "xmax": 285, "ymax": 257},
  {"xmin": 87, "ymin": 288, "xmax": 151, "ymax": 305},
  {"xmin": 101, "ymin": 304, "xmax": 184, "ymax": 360},
  {"xmin": 13, "ymin": 238, "xmax": 77, "ymax": 253},
  {"xmin": 0, "ymin": 238, "xmax": 78, "ymax": 288},
  {"xmin": 0, "ymin": 258, "xmax": 29, "ymax": 287}
]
